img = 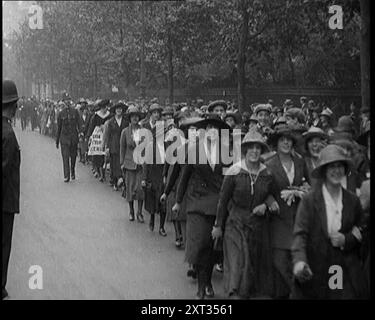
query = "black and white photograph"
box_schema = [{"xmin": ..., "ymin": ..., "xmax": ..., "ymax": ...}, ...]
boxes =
[{"xmin": 2, "ymin": 0, "xmax": 371, "ymax": 303}]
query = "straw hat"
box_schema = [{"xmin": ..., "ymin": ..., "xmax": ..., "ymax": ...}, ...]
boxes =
[
  {"xmin": 241, "ymin": 129, "xmax": 269, "ymax": 154},
  {"xmin": 311, "ymin": 144, "xmax": 353, "ymax": 178}
]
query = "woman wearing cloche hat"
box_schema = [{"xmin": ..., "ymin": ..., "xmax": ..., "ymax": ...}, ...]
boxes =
[
  {"xmin": 212, "ymin": 128, "xmax": 279, "ymax": 299},
  {"xmin": 291, "ymin": 144, "xmax": 368, "ymax": 299}
]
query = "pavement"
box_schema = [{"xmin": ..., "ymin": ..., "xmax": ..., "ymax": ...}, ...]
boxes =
[{"xmin": 6, "ymin": 122, "xmax": 225, "ymax": 300}]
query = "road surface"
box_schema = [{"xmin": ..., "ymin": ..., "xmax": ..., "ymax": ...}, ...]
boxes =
[{"xmin": 7, "ymin": 123, "xmax": 225, "ymax": 300}]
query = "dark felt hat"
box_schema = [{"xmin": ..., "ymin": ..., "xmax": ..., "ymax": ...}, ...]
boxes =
[
  {"xmin": 224, "ymin": 111, "xmax": 242, "ymax": 124},
  {"xmin": 334, "ymin": 116, "xmax": 355, "ymax": 134},
  {"xmin": 110, "ymin": 102, "xmax": 128, "ymax": 113},
  {"xmin": 3, "ymin": 80, "xmax": 19, "ymax": 105},
  {"xmin": 267, "ymin": 124, "xmax": 298, "ymax": 147},
  {"xmin": 198, "ymin": 113, "xmax": 231, "ymax": 130}
]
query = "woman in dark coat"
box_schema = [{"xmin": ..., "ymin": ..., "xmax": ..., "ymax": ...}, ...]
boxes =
[
  {"xmin": 161, "ymin": 117, "xmax": 203, "ymax": 248},
  {"xmin": 265, "ymin": 124, "xmax": 310, "ymax": 299},
  {"xmin": 87, "ymin": 99, "xmax": 111, "ymax": 181},
  {"xmin": 104, "ymin": 102, "xmax": 128, "ymax": 189},
  {"xmin": 212, "ymin": 129, "xmax": 279, "ymax": 299},
  {"xmin": 142, "ymin": 104, "xmax": 166, "ymax": 236},
  {"xmin": 291, "ymin": 144, "xmax": 368, "ymax": 299},
  {"xmin": 174, "ymin": 115, "xmax": 231, "ymax": 299},
  {"xmin": 119, "ymin": 106, "xmax": 145, "ymax": 222}
]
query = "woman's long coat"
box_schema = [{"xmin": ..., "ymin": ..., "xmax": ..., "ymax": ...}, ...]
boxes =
[
  {"xmin": 291, "ymin": 185, "xmax": 368, "ymax": 299},
  {"xmin": 265, "ymin": 153, "xmax": 310, "ymax": 249}
]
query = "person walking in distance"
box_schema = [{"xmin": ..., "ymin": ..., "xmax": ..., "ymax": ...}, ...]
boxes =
[
  {"xmin": 56, "ymin": 99, "xmax": 82, "ymax": 182},
  {"xmin": 2, "ymin": 80, "xmax": 21, "ymax": 300}
]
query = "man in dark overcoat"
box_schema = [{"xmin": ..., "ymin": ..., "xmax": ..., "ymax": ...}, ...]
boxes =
[
  {"xmin": 2, "ymin": 80, "xmax": 21, "ymax": 300},
  {"xmin": 56, "ymin": 101, "xmax": 82, "ymax": 182}
]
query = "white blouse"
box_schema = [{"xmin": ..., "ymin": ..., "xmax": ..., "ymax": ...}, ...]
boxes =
[{"xmin": 322, "ymin": 183, "xmax": 343, "ymax": 236}]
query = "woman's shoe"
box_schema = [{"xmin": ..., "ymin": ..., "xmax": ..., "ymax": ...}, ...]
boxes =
[
  {"xmin": 159, "ymin": 228, "xmax": 167, "ymax": 237},
  {"xmin": 175, "ymin": 238, "xmax": 182, "ymax": 248},
  {"xmin": 205, "ymin": 284, "xmax": 215, "ymax": 298},
  {"xmin": 129, "ymin": 212, "xmax": 135, "ymax": 221},
  {"xmin": 196, "ymin": 287, "xmax": 205, "ymax": 300},
  {"xmin": 136, "ymin": 213, "xmax": 144, "ymax": 223}
]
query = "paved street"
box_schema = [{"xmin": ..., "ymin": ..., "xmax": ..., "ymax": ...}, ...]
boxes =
[{"xmin": 7, "ymin": 123, "xmax": 224, "ymax": 300}]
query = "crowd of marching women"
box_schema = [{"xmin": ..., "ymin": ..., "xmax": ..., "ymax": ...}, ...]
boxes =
[{"xmin": 17, "ymin": 95, "xmax": 370, "ymax": 300}]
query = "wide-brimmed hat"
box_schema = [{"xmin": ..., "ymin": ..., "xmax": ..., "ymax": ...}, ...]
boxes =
[
  {"xmin": 241, "ymin": 129, "xmax": 269, "ymax": 154},
  {"xmin": 267, "ymin": 124, "xmax": 297, "ymax": 147},
  {"xmin": 198, "ymin": 113, "xmax": 230, "ymax": 130},
  {"xmin": 207, "ymin": 100, "xmax": 228, "ymax": 113},
  {"xmin": 357, "ymin": 122, "xmax": 370, "ymax": 146},
  {"xmin": 149, "ymin": 103, "xmax": 163, "ymax": 114},
  {"xmin": 285, "ymin": 108, "xmax": 305, "ymax": 124},
  {"xmin": 162, "ymin": 106, "xmax": 175, "ymax": 116},
  {"xmin": 311, "ymin": 144, "xmax": 353, "ymax": 179},
  {"xmin": 110, "ymin": 102, "xmax": 128, "ymax": 113},
  {"xmin": 303, "ymin": 126, "xmax": 327, "ymax": 142},
  {"xmin": 334, "ymin": 116, "xmax": 355, "ymax": 134},
  {"xmin": 126, "ymin": 105, "xmax": 145, "ymax": 120},
  {"xmin": 224, "ymin": 111, "xmax": 241, "ymax": 124},
  {"xmin": 3, "ymin": 80, "xmax": 19, "ymax": 105},
  {"xmin": 254, "ymin": 104, "xmax": 272, "ymax": 115},
  {"xmin": 95, "ymin": 99, "xmax": 110, "ymax": 110},
  {"xmin": 179, "ymin": 116, "xmax": 205, "ymax": 129}
]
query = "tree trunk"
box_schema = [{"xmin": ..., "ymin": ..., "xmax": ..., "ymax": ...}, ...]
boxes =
[
  {"xmin": 167, "ymin": 36, "xmax": 174, "ymax": 105},
  {"xmin": 166, "ymin": 6, "xmax": 174, "ymax": 105},
  {"xmin": 360, "ymin": 0, "xmax": 370, "ymax": 110},
  {"xmin": 140, "ymin": 1, "xmax": 146, "ymax": 99},
  {"xmin": 237, "ymin": 0, "xmax": 249, "ymax": 113}
]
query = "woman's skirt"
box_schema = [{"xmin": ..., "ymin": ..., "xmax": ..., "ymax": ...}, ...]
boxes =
[
  {"xmin": 185, "ymin": 212, "xmax": 216, "ymax": 266},
  {"xmin": 223, "ymin": 216, "xmax": 274, "ymax": 298},
  {"xmin": 92, "ymin": 155, "xmax": 104, "ymax": 168},
  {"xmin": 124, "ymin": 167, "xmax": 144, "ymax": 202},
  {"xmin": 109, "ymin": 153, "xmax": 121, "ymax": 180}
]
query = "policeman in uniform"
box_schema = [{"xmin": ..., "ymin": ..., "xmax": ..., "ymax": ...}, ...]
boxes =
[
  {"xmin": 2, "ymin": 80, "xmax": 21, "ymax": 300},
  {"xmin": 56, "ymin": 98, "xmax": 82, "ymax": 182}
]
